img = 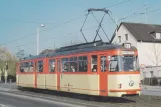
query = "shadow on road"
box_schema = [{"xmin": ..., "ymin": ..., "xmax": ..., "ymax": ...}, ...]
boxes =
[{"xmin": 18, "ymin": 87, "xmax": 136, "ymax": 103}]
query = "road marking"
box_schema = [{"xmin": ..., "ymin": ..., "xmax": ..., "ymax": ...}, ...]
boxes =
[{"xmin": 0, "ymin": 92, "xmax": 86, "ymax": 107}]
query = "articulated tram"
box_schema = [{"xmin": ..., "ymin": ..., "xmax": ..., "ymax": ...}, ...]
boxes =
[{"xmin": 16, "ymin": 41, "xmax": 141, "ymax": 97}]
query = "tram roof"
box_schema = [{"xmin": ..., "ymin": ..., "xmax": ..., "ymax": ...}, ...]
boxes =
[{"xmin": 21, "ymin": 43, "xmax": 136, "ymax": 61}]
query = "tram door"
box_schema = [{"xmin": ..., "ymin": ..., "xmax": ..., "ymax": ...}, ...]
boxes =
[
  {"xmin": 56, "ymin": 59, "xmax": 61, "ymax": 91},
  {"xmin": 35, "ymin": 60, "xmax": 44, "ymax": 89},
  {"xmin": 99, "ymin": 55, "xmax": 108, "ymax": 96}
]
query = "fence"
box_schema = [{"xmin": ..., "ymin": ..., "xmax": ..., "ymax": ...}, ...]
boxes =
[{"xmin": 140, "ymin": 66, "xmax": 161, "ymax": 86}]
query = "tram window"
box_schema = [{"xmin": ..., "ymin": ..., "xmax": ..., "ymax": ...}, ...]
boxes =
[
  {"xmin": 78, "ymin": 56, "xmax": 87, "ymax": 72},
  {"xmin": 109, "ymin": 56, "xmax": 119, "ymax": 72},
  {"xmin": 20, "ymin": 63, "xmax": 24, "ymax": 72},
  {"xmin": 122, "ymin": 56, "xmax": 137, "ymax": 71},
  {"xmin": 28, "ymin": 62, "xmax": 33, "ymax": 72},
  {"xmin": 101, "ymin": 56, "xmax": 107, "ymax": 72},
  {"xmin": 62, "ymin": 58, "xmax": 69, "ymax": 72},
  {"xmin": 37, "ymin": 60, "xmax": 43, "ymax": 72},
  {"xmin": 69, "ymin": 62, "xmax": 77, "ymax": 72},
  {"xmin": 49, "ymin": 59, "xmax": 55, "ymax": 72},
  {"xmin": 91, "ymin": 55, "xmax": 97, "ymax": 72},
  {"xmin": 19, "ymin": 62, "xmax": 33, "ymax": 72},
  {"xmin": 136, "ymin": 56, "xmax": 139, "ymax": 71},
  {"xmin": 69, "ymin": 57, "xmax": 77, "ymax": 61},
  {"xmin": 23, "ymin": 62, "xmax": 29, "ymax": 72},
  {"xmin": 69, "ymin": 57, "xmax": 77, "ymax": 72},
  {"xmin": 109, "ymin": 56, "xmax": 122, "ymax": 72}
]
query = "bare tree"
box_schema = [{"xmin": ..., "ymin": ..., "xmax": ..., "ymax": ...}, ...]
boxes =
[
  {"xmin": 150, "ymin": 43, "xmax": 161, "ymax": 66},
  {"xmin": 0, "ymin": 46, "xmax": 18, "ymax": 78}
]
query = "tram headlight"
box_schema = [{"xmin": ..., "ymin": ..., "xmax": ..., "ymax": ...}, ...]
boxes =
[{"xmin": 118, "ymin": 84, "xmax": 122, "ymax": 89}]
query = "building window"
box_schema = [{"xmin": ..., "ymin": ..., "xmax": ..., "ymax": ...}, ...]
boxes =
[
  {"xmin": 125, "ymin": 34, "xmax": 128, "ymax": 41},
  {"xmin": 156, "ymin": 33, "xmax": 161, "ymax": 39},
  {"xmin": 118, "ymin": 36, "xmax": 121, "ymax": 43}
]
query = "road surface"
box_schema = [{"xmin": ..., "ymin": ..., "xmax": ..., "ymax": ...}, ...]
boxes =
[
  {"xmin": 1, "ymin": 83, "xmax": 161, "ymax": 107},
  {"xmin": 0, "ymin": 92, "xmax": 86, "ymax": 107}
]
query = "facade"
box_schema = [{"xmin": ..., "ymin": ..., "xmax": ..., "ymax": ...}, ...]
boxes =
[{"xmin": 111, "ymin": 22, "xmax": 161, "ymax": 67}]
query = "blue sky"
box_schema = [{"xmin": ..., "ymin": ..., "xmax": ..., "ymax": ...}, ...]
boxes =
[{"xmin": 0, "ymin": 0, "xmax": 161, "ymax": 56}]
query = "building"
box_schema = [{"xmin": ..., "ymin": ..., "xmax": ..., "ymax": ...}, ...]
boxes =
[{"xmin": 110, "ymin": 22, "xmax": 161, "ymax": 67}]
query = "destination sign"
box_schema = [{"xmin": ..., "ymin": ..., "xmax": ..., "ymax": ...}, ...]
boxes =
[{"xmin": 121, "ymin": 51, "xmax": 135, "ymax": 55}]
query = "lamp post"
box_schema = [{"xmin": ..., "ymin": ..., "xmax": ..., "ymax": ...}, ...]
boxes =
[
  {"xmin": 37, "ymin": 24, "xmax": 45, "ymax": 55},
  {"xmin": 5, "ymin": 62, "xmax": 8, "ymax": 84}
]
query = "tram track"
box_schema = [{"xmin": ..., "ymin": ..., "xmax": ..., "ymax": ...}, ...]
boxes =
[{"xmin": 5, "ymin": 88, "xmax": 161, "ymax": 107}]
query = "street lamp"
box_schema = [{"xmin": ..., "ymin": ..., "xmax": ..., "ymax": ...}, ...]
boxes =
[
  {"xmin": 5, "ymin": 62, "xmax": 8, "ymax": 84},
  {"xmin": 37, "ymin": 24, "xmax": 45, "ymax": 55}
]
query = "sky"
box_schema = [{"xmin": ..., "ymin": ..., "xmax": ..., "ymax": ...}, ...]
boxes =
[{"xmin": 0, "ymin": 0, "xmax": 161, "ymax": 56}]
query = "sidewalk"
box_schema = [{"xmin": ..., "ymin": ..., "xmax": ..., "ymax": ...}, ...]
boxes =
[
  {"xmin": 141, "ymin": 85, "xmax": 161, "ymax": 96},
  {"xmin": 0, "ymin": 82, "xmax": 18, "ymax": 92}
]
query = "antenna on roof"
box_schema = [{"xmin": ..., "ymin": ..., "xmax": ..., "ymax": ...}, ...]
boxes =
[{"xmin": 80, "ymin": 8, "xmax": 113, "ymax": 43}]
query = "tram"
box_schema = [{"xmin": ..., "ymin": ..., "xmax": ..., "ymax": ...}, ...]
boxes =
[{"xmin": 16, "ymin": 41, "xmax": 141, "ymax": 97}]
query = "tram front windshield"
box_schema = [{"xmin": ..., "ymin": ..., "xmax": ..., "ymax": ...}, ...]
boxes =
[{"xmin": 110, "ymin": 55, "xmax": 138, "ymax": 72}]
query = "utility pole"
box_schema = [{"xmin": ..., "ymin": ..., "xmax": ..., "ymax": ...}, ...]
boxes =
[
  {"xmin": 53, "ymin": 40, "xmax": 56, "ymax": 49},
  {"xmin": 36, "ymin": 28, "xmax": 39, "ymax": 55},
  {"xmin": 4, "ymin": 62, "xmax": 8, "ymax": 84},
  {"xmin": 36, "ymin": 24, "xmax": 45, "ymax": 55},
  {"xmin": 144, "ymin": 0, "xmax": 147, "ymax": 24}
]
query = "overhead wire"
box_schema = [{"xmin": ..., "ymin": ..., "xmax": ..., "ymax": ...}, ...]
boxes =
[
  {"xmin": 2, "ymin": 0, "xmax": 133, "ymax": 47},
  {"xmin": 0, "ymin": 17, "xmax": 56, "ymax": 24},
  {"xmin": 1, "ymin": 14, "xmax": 86, "ymax": 46},
  {"xmin": 4, "ymin": 0, "xmax": 135, "ymax": 53},
  {"xmin": 15, "ymin": 24, "xmax": 104, "ymax": 48},
  {"xmin": 104, "ymin": 0, "xmax": 133, "ymax": 8},
  {"xmin": 118, "ymin": 7, "xmax": 161, "ymax": 21}
]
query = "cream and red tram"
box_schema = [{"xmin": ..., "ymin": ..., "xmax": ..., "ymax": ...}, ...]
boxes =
[{"xmin": 16, "ymin": 41, "xmax": 141, "ymax": 97}]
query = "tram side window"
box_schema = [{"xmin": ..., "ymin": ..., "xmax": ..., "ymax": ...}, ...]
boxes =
[
  {"xmin": 23, "ymin": 62, "xmax": 29, "ymax": 72},
  {"xmin": 37, "ymin": 60, "xmax": 43, "ymax": 72},
  {"xmin": 20, "ymin": 62, "xmax": 33, "ymax": 72},
  {"xmin": 109, "ymin": 56, "xmax": 120, "ymax": 72},
  {"xmin": 49, "ymin": 59, "xmax": 55, "ymax": 72},
  {"xmin": 69, "ymin": 57, "xmax": 77, "ymax": 72},
  {"xmin": 20, "ymin": 63, "xmax": 24, "ymax": 72},
  {"xmin": 91, "ymin": 55, "xmax": 97, "ymax": 72},
  {"xmin": 28, "ymin": 62, "xmax": 33, "ymax": 72},
  {"xmin": 61, "ymin": 58, "xmax": 69, "ymax": 72},
  {"xmin": 78, "ymin": 56, "xmax": 88, "ymax": 72}
]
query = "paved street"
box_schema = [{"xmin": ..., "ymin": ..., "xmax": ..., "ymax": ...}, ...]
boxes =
[
  {"xmin": 1, "ymin": 83, "xmax": 161, "ymax": 97},
  {"xmin": 1, "ymin": 83, "xmax": 161, "ymax": 107},
  {"xmin": 0, "ymin": 83, "xmax": 87, "ymax": 107},
  {"xmin": 0, "ymin": 91, "xmax": 86, "ymax": 107}
]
